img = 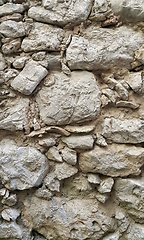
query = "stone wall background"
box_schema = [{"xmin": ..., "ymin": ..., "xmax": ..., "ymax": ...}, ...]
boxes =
[{"xmin": 0, "ymin": 0, "xmax": 144, "ymax": 239}]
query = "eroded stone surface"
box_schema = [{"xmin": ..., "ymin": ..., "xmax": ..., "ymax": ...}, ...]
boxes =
[
  {"xmin": 0, "ymin": 20, "xmax": 25, "ymax": 38},
  {"xmin": 0, "ymin": 3, "xmax": 24, "ymax": 17},
  {"xmin": 66, "ymin": 26, "xmax": 144, "ymax": 70},
  {"xmin": 0, "ymin": 53, "xmax": 6, "ymax": 70},
  {"xmin": 61, "ymin": 147, "xmax": 77, "ymax": 165},
  {"xmin": 0, "ymin": 139, "xmax": 49, "ymax": 190},
  {"xmin": 36, "ymin": 71, "xmax": 101, "ymax": 125},
  {"xmin": 55, "ymin": 162, "xmax": 78, "ymax": 180},
  {"xmin": 79, "ymin": 144, "xmax": 144, "ymax": 177},
  {"xmin": 62, "ymin": 135, "xmax": 94, "ymax": 150},
  {"xmin": 0, "ymin": 222, "xmax": 23, "ymax": 239}
]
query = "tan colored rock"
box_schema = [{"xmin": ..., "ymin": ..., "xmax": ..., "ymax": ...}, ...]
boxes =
[
  {"xmin": 62, "ymin": 135, "xmax": 94, "ymax": 150},
  {"xmin": 65, "ymin": 123, "xmax": 95, "ymax": 133},
  {"xmin": 35, "ymin": 187, "xmax": 52, "ymax": 200},
  {"xmin": 2, "ymin": 38, "xmax": 21, "ymax": 54},
  {"xmin": 125, "ymin": 72, "xmax": 142, "ymax": 92},
  {"xmin": 0, "ymin": 20, "xmax": 25, "ymax": 38},
  {"xmin": 96, "ymin": 192, "xmax": 109, "ymax": 204},
  {"xmin": 79, "ymin": 144, "xmax": 144, "ymax": 177},
  {"xmin": 0, "ymin": 13, "xmax": 23, "ymax": 22},
  {"xmin": 61, "ymin": 147, "xmax": 77, "ymax": 165},
  {"xmin": 0, "ymin": 53, "xmax": 6, "ymax": 70},
  {"xmin": 44, "ymin": 172, "xmax": 60, "ymax": 192},
  {"xmin": 39, "ymin": 137, "xmax": 56, "ymax": 147},
  {"xmin": 13, "ymin": 57, "xmax": 27, "ymax": 69},
  {"xmin": 116, "ymin": 101, "xmax": 139, "ymax": 109},
  {"xmin": 87, "ymin": 173, "xmax": 100, "ymax": 184},
  {"xmin": 47, "ymin": 146, "xmax": 63, "ymax": 163},
  {"xmin": 98, "ymin": 178, "xmax": 114, "ymax": 193},
  {"xmin": 55, "ymin": 162, "xmax": 78, "ymax": 180},
  {"xmin": 0, "ymin": 3, "xmax": 24, "ymax": 17},
  {"xmin": 135, "ymin": 45, "xmax": 144, "ymax": 64}
]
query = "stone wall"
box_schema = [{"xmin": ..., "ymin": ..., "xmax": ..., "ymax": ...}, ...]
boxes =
[{"xmin": 0, "ymin": 0, "xmax": 144, "ymax": 239}]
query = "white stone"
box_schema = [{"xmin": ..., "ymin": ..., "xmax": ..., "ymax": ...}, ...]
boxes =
[
  {"xmin": 47, "ymin": 146, "xmax": 63, "ymax": 162},
  {"xmin": 126, "ymin": 223, "xmax": 144, "ymax": 240},
  {"xmin": 95, "ymin": 133, "xmax": 108, "ymax": 147},
  {"xmin": 28, "ymin": 0, "xmax": 91, "ymax": 27},
  {"xmin": 36, "ymin": 71, "xmax": 100, "ymax": 125},
  {"xmin": 35, "ymin": 187, "xmax": 52, "ymax": 200},
  {"xmin": 0, "ymin": 20, "xmax": 25, "ymax": 38},
  {"xmin": 39, "ymin": 137, "xmax": 56, "ymax": 147},
  {"xmin": 0, "ymin": 53, "xmax": 6, "ymax": 70},
  {"xmin": 2, "ymin": 208, "xmax": 20, "ymax": 221},
  {"xmin": 66, "ymin": 26, "xmax": 144, "ymax": 70},
  {"xmin": 55, "ymin": 162, "xmax": 78, "ymax": 180},
  {"xmin": 95, "ymin": 192, "xmax": 109, "ymax": 204},
  {"xmin": 87, "ymin": 173, "xmax": 100, "ymax": 184},
  {"xmin": 0, "ymin": 222, "xmax": 23, "ymax": 239},
  {"xmin": 2, "ymin": 38, "xmax": 21, "ymax": 55},
  {"xmin": 0, "ymin": 3, "xmax": 24, "ymax": 17},
  {"xmin": 0, "ymin": 139, "xmax": 49, "ymax": 190},
  {"xmin": 98, "ymin": 178, "xmax": 114, "ymax": 193},
  {"xmin": 2, "ymin": 193, "xmax": 17, "ymax": 206},
  {"xmin": 13, "ymin": 57, "xmax": 27, "ymax": 69},
  {"xmin": 65, "ymin": 124, "xmax": 95, "ymax": 133},
  {"xmin": 61, "ymin": 147, "xmax": 77, "ymax": 165},
  {"xmin": 21, "ymin": 22, "xmax": 65, "ymax": 52},
  {"xmin": 125, "ymin": 72, "xmax": 142, "ymax": 92},
  {"xmin": 62, "ymin": 135, "xmax": 94, "ymax": 150},
  {"xmin": 44, "ymin": 172, "xmax": 60, "ymax": 192},
  {"xmin": 11, "ymin": 60, "xmax": 48, "ymax": 95}
]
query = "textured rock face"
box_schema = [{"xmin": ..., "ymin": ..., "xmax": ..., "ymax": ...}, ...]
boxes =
[
  {"xmin": 0, "ymin": 53, "xmax": 6, "ymax": 70},
  {"xmin": 66, "ymin": 26, "xmax": 144, "ymax": 70},
  {"xmin": 28, "ymin": 0, "xmax": 92, "ymax": 26},
  {"xmin": 0, "ymin": 3, "xmax": 24, "ymax": 17},
  {"xmin": 79, "ymin": 144, "xmax": 144, "ymax": 177},
  {"xmin": 36, "ymin": 71, "xmax": 101, "ymax": 125},
  {"xmin": 0, "ymin": 20, "xmax": 25, "ymax": 38},
  {"xmin": 0, "ymin": 139, "xmax": 49, "ymax": 190}
]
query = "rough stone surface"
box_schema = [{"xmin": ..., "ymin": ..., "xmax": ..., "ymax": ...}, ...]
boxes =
[
  {"xmin": 0, "ymin": 53, "xmax": 6, "ymax": 70},
  {"xmin": 0, "ymin": 20, "xmax": 25, "ymax": 38},
  {"xmin": 11, "ymin": 60, "xmax": 48, "ymax": 95},
  {"xmin": 21, "ymin": 22, "xmax": 65, "ymax": 52},
  {"xmin": 125, "ymin": 72, "xmax": 142, "ymax": 92},
  {"xmin": 66, "ymin": 26, "xmax": 144, "ymax": 70},
  {"xmin": 47, "ymin": 146, "xmax": 63, "ymax": 162},
  {"xmin": 36, "ymin": 71, "xmax": 101, "ymax": 125},
  {"xmin": 102, "ymin": 118, "xmax": 144, "ymax": 144},
  {"xmin": 55, "ymin": 162, "xmax": 78, "ymax": 180},
  {"xmin": 0, "ymin": 3, "xmax": 24, "ymax": 17},
  {"xmin": 79, "ymin": 144, "xmax": 144, "ymax": 177},
  {"xmin": 44, "ymin": 172, "xmax": 60, "ymax": 192},
  {"xmin": 87, "ymin": 173, "xmax": 100, "ymax": 184},
  {"xmin": 62, "ymin": 135, "xmax": 94, "ymax": 150},
  {"xmin": 98, "ymin": 178, "xmax": 114, "ymax": 193},
  {"xmin": 28, "ymin": 0, "xmax": 92, "ymax": 26},
  {"xmin": 2, "ymin": 38, "xmax": 21, "ymax": 55},
  {"xmin": 61, "ymin": 147, "xmax": 77, "ymax": 165},
  {"xmin": 0, "ymin": 139, "xmax": 49, "ymax": 190},
  {"xmin": 65, "ymin": 123, "xmax": 96, "ymax": 133},
  {"xmin": 2, "ymin": 208, "xmax": 20, "ymax": 221},
  {"xmin": 0, "ymin": 222, "xmax": 23, "ymax": 239}
]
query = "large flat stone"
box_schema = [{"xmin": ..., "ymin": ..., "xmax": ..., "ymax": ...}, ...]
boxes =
[
  {"xmin": 11, "ymin": 60, "xmax": 48, "ymax": 95},
  {"xmin": 36, "ymin": 71, "xmax": 101, "ymax": 125},
  {"xmin": 21, "ymin": 22, "xmax": 65, "ymax": 52},
  {"xmin": 28, "ymin": 0, "xmax": 91, "ymax": 26},
  {"xmin": 0, "ymin": 97, "xmax": 29, "ymax": 131},
  {"xmin": 66, "ymin": 26, "xmax": 144, "ymax": 70},
  {"xmin": 0, "ymin": 3, "xmax": 24, "ymax": 17},
  {"xmin": 102, "ymin": 118, "xmax": 144, "ymax": 144},
  {"xmin": 0, "ymin": 20, "xmax": 25, "ymax": 38},
  {"xmin": 0, "ymin": 139, "xmax": 49, "ymax": 190},
  {"xmin": 79, "ymin": 144, "xmax": 144, "ymax": 177},
  {"xmin": 62, "ymin": 135, "xmax": 94, "ymax": 150}
]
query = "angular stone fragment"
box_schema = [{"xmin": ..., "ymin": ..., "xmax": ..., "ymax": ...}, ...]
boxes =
[
  {"xmin": 102, "ymin": 118, "xmax": 144, "ymax": 144},
  {"xmin": 11, "ymin": 60, "xmax": 48, "ymax": 95},
  {"xmin": 125, "ymin": 223, "xmax": 144, "ymax": 240},
  {"xmin": 66, "ymin": 26, "xmax": 144, "ymax": 70},
  {"xmin": 55, "ymin": 162, "xmax": 78, "ymax": 180},
  {"xmin": 79, "ymin": 144, "xmax": 144, "ymax": 177},
  {"xmin": 21, "ymin": 22, "xmax": 65, "ymax": 52},
  {"xmin": 135, "ymin": 46, "xmax": 144, "ymax": 64},
  {"xmin": 102, "ymin": 232, "xmax": 120, "ymax": 240},
  {"xmin": 13, "ymin": 57, "xmax": 27, "ymax": 69},
  {"xmin": 115, "ymin": 82, "xmax": 128, "ymax": 100},
  {"xmin": 87, "ymin": 173, "xmax": 100, "ymax": 184},
  {"xmin": 0, "ymin": 13, "xmax": 23, "ymax": 22},
  {"xmin": 0, "ymin": 3, "xmax": 24, "ymax": 17},
  {"xmin": 47, "ymin": 146, "xmax": 63, "ymax": 163},
  {"xmin": 0, "ymin": 53, "xmax": 6, "ymax": 70},
  {"xmin": 65, "ymin": 124, "xmax": 95, "ymax": 133},
  {"xmin": 39, "ymin": 137, "xmax": 56, "ymax": 147},
  {"xmin": 0, "ymin": 222, "xmax": 23, "ymax": 239},
  {"xmin": 61, "ymin": 147, "xmax": 77, "ymax": 165},
  {"xmin": 96, "ymin": 192, "xmax": 109, "ymax": 204},
  {"xmin": 98, "ymin": 178, "xmax": 114, "ymax": 193},
  {"xmin": 44, "ymin": 172, "xmax": 60, "ymax": 192},
  {"xmin": 115, "ymin": 178, "xmax": 144, "ymax": 222},
  {"xmin": 0, "ymin": 139, "xmax": 49, "ymax": 190},
  {"xmin": 125, "ymin": 72, "xmax": 142, "ymax": 92},
  {"xmin": 0, "ymin": 97, "xmax": 29, "ymax": 131},
  {"xmin": 23, "ymin": 196, "xmax": 116, "ymax": 240},
  {"xmin": 102, "ymin": 89, "xmax": 119, "ymax": 103},
  {"xmin": 35, "ymin": 187, "xmax": 52, "ymax": 200},
  {"xmin": 62, "ymin": 135, "xmax": 94, "ymax": 150},
  {"xmin": 95, "ymin": 133, "xmax": 108, "ymax": 147},
  {"xmin": 116, "ymin": 101, "xmax": 139, "ymax": 109},
  {"xmin": 36, "ymin": 71, "xmax": 101, "ymax": 125},
  {"xmin": 0, "ymin": 20, "xmax": 25, "ymax": 38},
  {"xmin": 2, "ymin": 208, "xmax": 20, "ymax": 221},
  {"xmin": 28, "ymin": 0, "xmax": 91, "ymax": 27},
  {"xmin": 2, "ymin": 193, "xmax": 17, "ymax": 206},
  {"xmin": 2, "ymin": 38, "xmax": 21, "ymax": 54}
]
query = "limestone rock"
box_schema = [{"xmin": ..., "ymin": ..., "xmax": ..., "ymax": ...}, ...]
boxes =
[
  {"xmin": 11, "ymin": 60, "xmax": 48, "ymax": 95},
  {"xmin": 135, "ymin": 46, "xmax": 144, "ymax": 64},
  {"xmin": 23, "ymin": 196, "xmax": 116, "ymax": 240},
  {"xmin": 55, "ymin": 162, "xmax": 78, "ymax": 180},
  {"xmin": 13, "ymin": 57, "xmax": 27, "ymax": 69},
  {"xmin": 95, "ymin": 133, "xmax": 108, "ymax": 147},
  {"xmin": 2, "ymin": 208, "xmax": 20, "ymax": 221},
  {"xmin": 87, "ymin": 173, "xmax": 100, "ymax": 184},
  {"xmin": 79, "ymin": 144, "xmax": 144, "ymax": 177},
  {"xmin": 102, "ymin": 118, "xmax": 144, "ymax": 144},
  {"xmin": 115, "ymin": 82, "xmax": 128, "ymax": 100},
  {"xmin": 102, "ymin": 89, "xmax": 119, "ymax": 103},
  {"xmin": 125, "ymin": 72, "xmax": 142, "ymax": 92},
  {"xmin": 103, "ymin": 232, "xmax": 120, "ymax": 240},
  {"xmin": 44, "ymin": 172, "xmax": 60, "ymax": 192},
  {"xmin": 125, "ymin": 223, "xmax": 144, "ymax": 240},
  {"xmin": 0, "ymin": 53, "xmax": 6, "ymax": 70},
  {"xmin": 35, "ymin": 187, "xmax": 52, "ymax": 200},
  {"xmin": 47, "ymin": 146, "xmax": 63, "ymax": 163},
  {"xmin": 61, "ymin": 147, "xmax": 77, "ymax": 165},
  {"xmin": 115, "ymin": 178, "xmax": 144, "ymax": 222},
  {"xmin": 0, "ymin": 139, "xmax": 49, "ymax": 190},
  {"xmin": 0, "ymin": 13, "xmax": 23, "ymax": 22},
  {"xmin": 0, "ymin": 20, "xmax": 25, "ymax": 38},
  {"xmin": 62, "ymin": 135, "xmax": 94, "ymax": 150},
  {"xmin": 0, "ymin": 3, "xmax": 24, "ymax": 17},
  {"xmin": 95, "ymin": 192, "xmax": 109, "ymax": 203},
  {"xmin": 36, "ymin": 71, "xmax": 101, "ymax": 125},
  {"xmin": 116, "ymin": 101, "xmax": 139, "ymax": 109},
  {"xmin": 39, "ymin": 137, "xmax": 56, "ymax": 147},
  {"xmin": 28, "ymin": 0, "xmax": 91, "ymax": 27},
  {"xmin": 2, "ymin": 38, "xmax": 21, "ymax": 55},
  {"xmin": 0, "ymin": 222, "xmax": 23, "ymax": 239},
  {"xmin": 0, "ymin": 97, "xmax": 29, "ymax": 131},
  {"xmin": 2, "ymin": 193, "xmax": 17, "ymax": 206},
  {"xmin": 66, "ymin": 26, "xmax": 144, "ymax": 70},
  {"xmin": 65, "ymin": 124, "xmax": 95, "ymax": 133},
  {"xmin": 21, "ymin": 22, "xmax": 65, "ymax": 52},
  {"xmin": 98, "ymin": 178, "xmax": 114, "ymax": 193}
]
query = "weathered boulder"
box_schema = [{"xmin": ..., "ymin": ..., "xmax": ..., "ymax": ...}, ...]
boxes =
[
  {"xmin": 79, "ymin": 144, "xmax": 144, "ymax": 177},
  {"xmin": 0, "ymin": 20, "xmax": 25, "ymax": 38},
  {"xmin": 0, "ymin": 97, "xmax": 29, "ymax": 131},
  {"xmin": 28, "ymin": 0, "xmax": 91, "ymax": 26},
  {"xmin": 66, "ymin": 26, "xmax": 144, "ymax": 70},
  {"xmin": 0, "ymin": 3, "xmax": 24, "ymax": 17},
  {"xmin": 0, "ymin": 139, "xmax": 49, "ymax": 190},
  {"xmin": 23, "ymin": 196, "xmax": 116, "ymax": 240},
  {"xmin": 11, "ymin": 60, "xmax": 48, "ymax": 95},
  {"xmin": 102, "ymin": 118, "xmax": 144, "ymax": 144},
  {"xmin": 21, "ymin": 22, "xmax": 65, "ymax": 52},
  {"xmin": 115, "ymin": 178, "xmax": 144, "ymax": 222},
  {"xmin": 36, "ymin": 71, "xmax": 101, "ymax": 125}
]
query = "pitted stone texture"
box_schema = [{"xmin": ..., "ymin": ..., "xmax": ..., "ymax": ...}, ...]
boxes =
[
  {"xmin": 79, "ymin": 144, "xmax": 144, "ymax": 177},
  {"xmin": 62, "ymin": 135, "xmax": 94, "ymax": 150},
  {"xmin": 110, "ymin": 0, "xmax": 144, "ymax": 22},
  {"xmin": 21, "ymin": 22, "xmax": 65, "ymax": 52},
  {"xmin": 0, "ymin": 222, "xmax": 23, "ymax": 239},
  {"xmin": 102, "ymin": 118, "xmax": 144, "ymax": 144},
  {"xmin": 125, "ymin": 223, "xmax": 144, "ymax": 239},
  {"xmin": 2, "ymin": 38, "xmax": 21, "ymax": 55},
  {"xmin": 0, "ymin": 3, "xmax": 24, "ymax": 17},
  {"xmin": 0, "ymin": 53, "xmax": 6, "ymax": 71},
  {"xmin": 36, "ymin": 71, "xmax": 101, "ymax": 125},
  {"xmin": 28, "ymin": 0, "xmax": 91, "ymax": 27},
  {"xmin": 23, "ymin": 196, "xmax": 116, "ymax": 240},
  {"xmin": 0, "ymin": 139, "xmax": 49, "ymax": 190},
  {"xmin": 11, "ymin": 60, "xmax": 48, "ymax": 95},
  {"xmin": 115, "ymin": 178, "xmax": 144, "ymax": 222},
  {"xmin": 0, "ymin": 97, "xmax": 29, "ymax": 131},
  {"xmin": 66, "ymin": 26, "xmax": 144, "ymax": 70},
  {"xmin": 55, "ymin": 162, "xmax": 78, "ymax": 180},
  {"xmin": 0, "ymin": 20, "xmax": 25, "ymax": 38},
  {"xmin": 61, "ymin": 147, "xmax": 77, "ymax": 165}
]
